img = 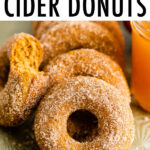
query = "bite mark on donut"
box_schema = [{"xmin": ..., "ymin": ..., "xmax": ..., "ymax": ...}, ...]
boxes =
[
  {"xmin": 11, "ymin": 36, "xmax": 41, "ymax": 73},
  {"xmin": 10, "ymin": 36, "xmax": 42, "ymax": 105}
]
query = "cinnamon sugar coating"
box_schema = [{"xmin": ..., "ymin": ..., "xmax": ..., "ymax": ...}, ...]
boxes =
[
  {"xmin": 44, "ymin": 49, "xmax": 130, "ymax": 103},
  {"xmin": 94, "ymin": 21, "xmax": 124, "ymax": 51},
  {"xmin": 34, "ymin": 76, "xmax": 135, "ymax": 150},
  {"xmin": 32, "ymin": 21, "xmax": 63, "ymax": 39},
  {"xmin": 38, "ymin": 21, "xmax": 124, "ymax": 69},
  {"xmin": 32, "ymin": 21, "xmax": 41, "ymax": 36},
  {"xmin": 32, "ymin": 21, "xmax": 124, "ymax": 52},
  {"xmin": 0, "ymin": 33, "xmax": 49, "ymax": 126}
]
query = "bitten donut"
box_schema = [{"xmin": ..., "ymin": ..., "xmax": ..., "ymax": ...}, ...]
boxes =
[
  {"xmin": 39, "ymin": 21, "xmax": 124, "ymax": 68},
  {"xmin": 34, "ymin": 76, "xmax": 135, "ymax": 150},
  {"xmin": 0, "ymin": 33, "xmax": 48, "ymax": 126},
  {"xmin": 44, "ymin": 49, "xmax": 130, "ymax": 103}
]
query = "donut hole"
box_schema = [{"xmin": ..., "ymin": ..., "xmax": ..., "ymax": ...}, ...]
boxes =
[{"xmin": 67, "ymin": 109, "xmax": 98, "ymax": 142}]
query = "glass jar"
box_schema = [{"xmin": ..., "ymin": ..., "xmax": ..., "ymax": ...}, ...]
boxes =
[{"xmin": 131, "ymin": 21, "xmax": 150, "ymax": 112}]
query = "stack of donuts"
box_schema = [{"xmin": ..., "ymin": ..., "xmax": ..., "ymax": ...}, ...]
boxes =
[{"xmin": 0, "ymin": 21, "xmax": 134, "ymax": 150}]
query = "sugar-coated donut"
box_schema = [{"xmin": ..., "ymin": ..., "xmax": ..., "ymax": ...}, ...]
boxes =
[
  {"xmin": 0, "ymin": 33, "xmax": 48, "ymax": 126},
  {"xmin": 32, "ymin": 21, "xmax": 63, "ymax": 39},
  {"xmin": 32, "ymin": 21, "xmax": 41, "ymax": 36},
  {"xmin": 94, "ymin": 21, "xmax": 124, "ymax": 50},
  {"xmin": 32, "ymin": 21, "xmax": 124, "ymax": 52},
  {"xmin": 34, "ymin": 76, "xmax": 135, "ymax": 150},
  {"xmin": 39, "ymin": 21, "xmax": 124, "ymax": 68},
  {"xmin": 44, "ymin": 49, "xmax": 130, "ymax": 103}
]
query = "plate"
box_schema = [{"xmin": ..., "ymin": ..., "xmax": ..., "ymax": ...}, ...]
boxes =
[{"xmin": 0, "ymin": 21, "xmax": 150, "ymax": 150}]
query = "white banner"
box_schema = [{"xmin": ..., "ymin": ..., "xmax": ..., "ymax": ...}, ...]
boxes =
[{"xmin": 0, "ymin": 0, "xmax": 149, "ymax": 21}]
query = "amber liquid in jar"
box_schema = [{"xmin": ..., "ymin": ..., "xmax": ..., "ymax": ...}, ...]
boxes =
[{"xmin": 132, "ymin": 21, "xmax": 150, "ymax": 112}]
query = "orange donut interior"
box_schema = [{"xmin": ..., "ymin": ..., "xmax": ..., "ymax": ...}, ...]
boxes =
[{"xmin": 9, "ymin": 35, "xmax": 43, "ymax": 105}]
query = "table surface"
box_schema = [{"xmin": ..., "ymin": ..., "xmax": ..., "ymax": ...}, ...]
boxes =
[{"xmin": 0, "ymin": 21, "xmax": 150, "ymax": 150}]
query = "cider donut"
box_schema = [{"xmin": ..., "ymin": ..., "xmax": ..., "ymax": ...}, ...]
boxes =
[
  {"xmin": 94, "ymin": 21, "xmax": 124, "ymax": 50},
  {"xmin": 34, "ymin": 76, "xmax": 135, "ymax": 150},
  {"xmin": 32, "ymin": 21, "xmax": 124, "ymax": 51},
  {"xmin": 0, "ymin": 33, "xmax": 48, "ymax": 126},
  {"xmin": 32, "ymin": 21, "xmax": 62, "ymax": 39},
  {"xmin": 39, "ymin": 21, "xmax": 124, "ymax": 68},
  {"xmin": 32, "ymin": 21, "xmax": 41, "ymax": 36},
  {"xmin": 44, "ymin": 49, "xmax": 130, "ymax": 103}
]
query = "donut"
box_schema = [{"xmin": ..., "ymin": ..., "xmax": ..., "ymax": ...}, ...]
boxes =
[
  {"xmin": 34, "ymin": 76, "xmax": 135, "ymax": 150},
  {"xmin": 94, "ymin": 21, "xmax": 124, "ymax": 50},
  {"xmin": 32, "ymin": 21, "xmax": 124, "ymax": 51},
  {"xmin": 0, "ymin": 33, "xmax": 48, "ymax": 126},
  {"xmin": 32, "ymin": 21, "xmax": 41, "ymax": 35},
  {"xmin": 32, "ymin": 21, "xmax": 124, "ymax": 68},
  {"xmin": 39, "ymin": 21, "xmax": 124, "ymax": 69},
  {"xmin": 44, "ymin": 49, "xmax": 130, "ymax": 103},
  {"xmin": 32, "ymin": 21, "xmax": 63, "ymax": 39}
]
